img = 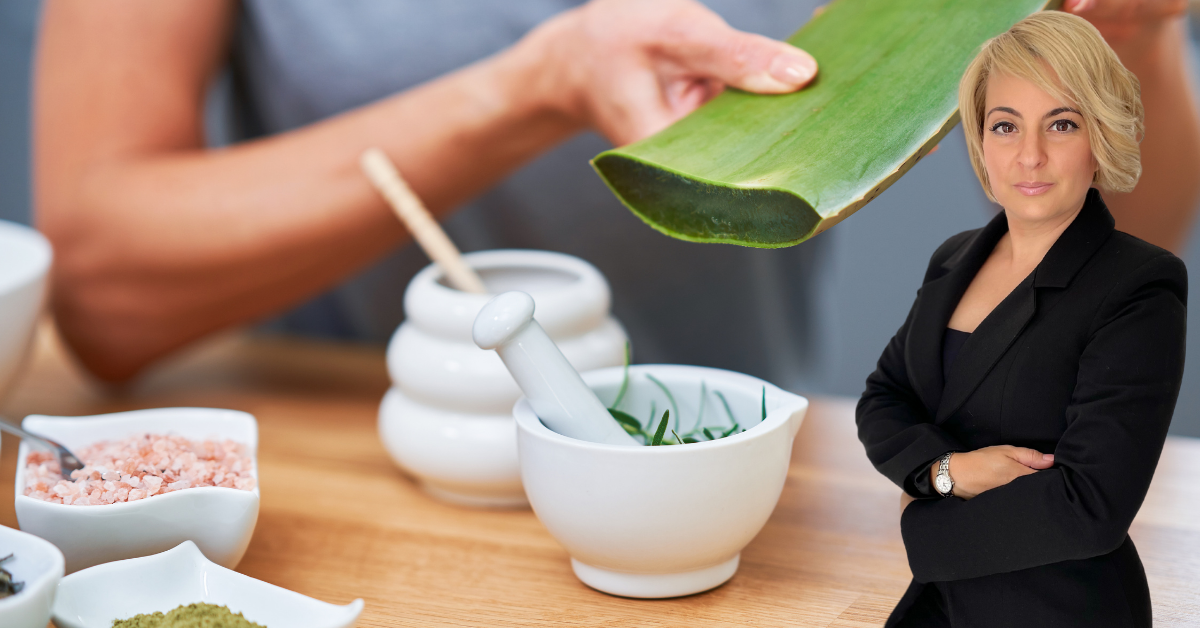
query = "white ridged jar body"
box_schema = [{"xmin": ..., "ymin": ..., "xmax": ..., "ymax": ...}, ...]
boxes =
[{"xmin": 379, "ymin": 250, "xmax": 627, "ymax": 507}]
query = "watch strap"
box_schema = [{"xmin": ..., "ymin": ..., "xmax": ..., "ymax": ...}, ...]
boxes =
[{"xmin": 935, "ymin": 452, "xmax": 955, "ymax": 497}]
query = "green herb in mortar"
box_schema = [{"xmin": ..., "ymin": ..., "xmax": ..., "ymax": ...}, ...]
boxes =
[
  {"xmin": 111, "ymin": 602, "xmax": 267, "ymax": 628},
  {"xmin": 607, "ymin": 345, "xmax": 766, "ymax": 446},
  {"xmin": 0, "ymin": 554, "xmax": 23, "ymax": 598}
]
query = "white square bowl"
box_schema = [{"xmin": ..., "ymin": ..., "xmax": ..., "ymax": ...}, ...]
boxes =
[
  {"xmin": 14, "ymin": 407, "xmax": 260, "ymax": 573},
  {"xmin": 0, "ymin": 524, "xmax": 65, "ymax": 628},
  {"xmin": 52, "ymin": 540, "xmax": 363, "ymax": 628}
]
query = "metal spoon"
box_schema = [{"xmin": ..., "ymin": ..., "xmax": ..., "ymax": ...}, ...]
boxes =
[{"xmin": 0, "ymin": 416, "xmax": 84, "ymax": 480}]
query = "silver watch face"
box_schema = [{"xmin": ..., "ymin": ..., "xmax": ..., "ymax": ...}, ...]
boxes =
[{"xmin": 935, "ymin": 474, "xmax": 953, "ymax": 495}]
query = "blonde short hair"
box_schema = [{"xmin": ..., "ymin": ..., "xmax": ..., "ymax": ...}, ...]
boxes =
[{"xmin": 958, "ymin": 11, "xmax": 1143, "ymax": 201}]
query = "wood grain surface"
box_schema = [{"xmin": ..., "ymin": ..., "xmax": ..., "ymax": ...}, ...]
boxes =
[{"xmin": 2, "ymin": 324, "xmax": 1197, "ymax": 627}]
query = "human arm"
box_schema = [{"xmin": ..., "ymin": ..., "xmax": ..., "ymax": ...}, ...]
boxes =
[
  {"xmin": 1064, "ymin": 0, "xmax": 1200, "ymax": 253},
  {"xmin": 900, "ymin": 253, "xmax": 1187, "ymax": 582},
  {"xmin": 922, "ymin": 446, "xmax": 1055, "ymax": 500},
  {"xmin": 34, "ymin": 0, "xmax": 818, "ymax": 381}
]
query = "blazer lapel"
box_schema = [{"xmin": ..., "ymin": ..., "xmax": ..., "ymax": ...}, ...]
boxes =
[
  {"xmin": 906, "ymin": 212, "xmax": 1009, "ymax": 417},
  {"xmin": 933, "ymin": 189, "xmax": 1116, "ymax": 424}
]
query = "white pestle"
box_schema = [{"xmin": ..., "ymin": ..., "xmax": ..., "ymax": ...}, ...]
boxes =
[{"xmin": 473, "ymin": 291, "xmax": 639, "ymax": 446}]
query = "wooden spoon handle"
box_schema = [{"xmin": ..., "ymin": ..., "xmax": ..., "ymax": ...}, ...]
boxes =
[{"xmin": 360, "ymin": 148, "xmax": 487, "ymax": 294}]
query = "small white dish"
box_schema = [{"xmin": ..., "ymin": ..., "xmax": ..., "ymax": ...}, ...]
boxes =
[
  {"xmin": 0, "ymin": 524, "xmax": 65, "ymax": 628},
  {"xmin": 0, "ymin": 220, "xmax": 52, "ymax": 402},
  {"xmin": 515, "ymin": 365, "xmax": 808, "ymax": 598},
  {"xmin": 14, "ymin": 408, "xmax": 260, "ymax": 573},
  {"xmin": 52, "ymin": 540, "xmax": 363, "ymax": 628}
]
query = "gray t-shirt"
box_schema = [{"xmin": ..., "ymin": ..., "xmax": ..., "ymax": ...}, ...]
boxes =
[{"xmin": 219, "ymin": 0, "xmax": 996, "ymax": 394}]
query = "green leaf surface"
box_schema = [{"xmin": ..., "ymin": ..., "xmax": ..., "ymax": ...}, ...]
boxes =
[
  {"xmin": 652, "ymin": 410, "xmax": 671, "ymax": 446},
  {"xmin": 609, "ymin": 408, "xmax": 645, "ymax": 437},
  {"xmin": 592, "ymin": 0, "xmax": 1058, "ymax": 248}
]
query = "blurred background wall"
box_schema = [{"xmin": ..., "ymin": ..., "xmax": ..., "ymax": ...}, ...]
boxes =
[
  {"xmin": 0, "ymin": 0, "xmax": 37, "ymax": 226},
  {"xmin": 3, "ymin": 1, "xmax": 1200, "ymax": 437}
]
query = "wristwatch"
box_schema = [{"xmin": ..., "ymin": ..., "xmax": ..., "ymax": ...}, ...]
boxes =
[{"xmin": 934, "ymin": 452, "xmax": 955, "ymax": 497}]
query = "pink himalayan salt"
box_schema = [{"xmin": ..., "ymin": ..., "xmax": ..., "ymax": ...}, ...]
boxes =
[{"xmin": 23, "ymin": 433, "xmax": 256, "ymax": 506}]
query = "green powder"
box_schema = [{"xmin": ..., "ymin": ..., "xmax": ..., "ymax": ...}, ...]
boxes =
[{"xmin": 111, "ymin": 602, "xmax": 268, "ymax": 628}]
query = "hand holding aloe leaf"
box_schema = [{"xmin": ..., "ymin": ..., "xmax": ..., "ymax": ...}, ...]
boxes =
[
  {"xmin": 592, "ymin": 0, "xmax": 1061, "ymax": 247},
  {"xmin": 523, "ymin": 0, "xmax": 818, "ymax": 146}
]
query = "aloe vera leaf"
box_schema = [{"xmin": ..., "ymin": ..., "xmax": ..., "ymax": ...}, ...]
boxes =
[
  {"xmin": 723, "ymin": 423, "xmax": 741, "ymax": 438},
  {"xmin": 646, "ymin": 374, "xmax": 681, "ymax": 432},
  {"xmin": 609, "ymin": 408, "xmax": 645, "ymax": 437},
  {"xmin": 651, "ymin": 410, "xmax": 671, "ymax": 446},
  {"xmin": 591, "ymin": 0, "xmax": 1059, "ymax": 248},
  {"xmin": 611, "ymin": 342, "xmax": 632, "ymax": 409},
  {"xmin": 703, "ymin": 427, "xmax": 717, "ymax": 441},
  {"xmin": 671, "ymin": 429, "xmax": 685, "ymax": 446},
  {"xmin": 761, "ymin": 387, "xmax": 767, "ymax": 422}
]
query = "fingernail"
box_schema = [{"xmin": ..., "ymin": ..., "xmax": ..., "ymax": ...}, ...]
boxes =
[
  {"xmin": 768, "ymin": 53, "xmax": 817, "ymax": 87},
  {"xmin": 1043, "ymin": 454, "xmax": 1054, "ymax": 461}
]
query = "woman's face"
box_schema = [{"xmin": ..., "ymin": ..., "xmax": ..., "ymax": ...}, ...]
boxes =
[{"xmin": 982, "ymin": 71, "xmax": 1097, "ymax": 226}]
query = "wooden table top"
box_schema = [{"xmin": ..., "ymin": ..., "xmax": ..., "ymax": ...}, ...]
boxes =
[{"xmin": 2, "ymin": 324, "xmax": 1198, "ymax": 627}]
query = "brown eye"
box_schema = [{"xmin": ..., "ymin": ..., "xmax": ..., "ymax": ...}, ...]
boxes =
[
  {"xmin": 1051, "ymin": 120, "xmax": 1078, "ymax": 133},
  {"xmin": 990, "ymin": 122, "xmax": 1016, "ymax": 135}
]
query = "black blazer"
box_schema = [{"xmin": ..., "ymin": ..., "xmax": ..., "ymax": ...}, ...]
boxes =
[{"xmin": 856, "ymin": 190, "xmax": 1187, "ymax": 628}]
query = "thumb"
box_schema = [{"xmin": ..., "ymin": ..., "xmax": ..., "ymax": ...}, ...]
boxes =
[
  {"xmin": 669, "ymin": 25, "xmax": 818, "ymax": 94},
  {"xmin": 1008, "ymin": 447, "xmax": 1055, "ymax": 470}
]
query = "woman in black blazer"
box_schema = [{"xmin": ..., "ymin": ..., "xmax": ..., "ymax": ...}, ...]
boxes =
[{"xmin": 857, "ymin": 12, "xmax": 1186, "ymax": 628}]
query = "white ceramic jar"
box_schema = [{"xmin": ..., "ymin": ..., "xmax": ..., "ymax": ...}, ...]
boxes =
[{"xmin": 379, "ymin": 250, "xmax": 627, "ymax": 507}]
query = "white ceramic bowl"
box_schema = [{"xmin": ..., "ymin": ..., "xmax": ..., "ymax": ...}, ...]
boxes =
[
  {"xmin": 53, "ymin": 540, "xmax": 363, "ymax": 628},
  {"xmin": 0, "ymin": 524, "xmax": 65, "ymax": 628},
  {"xmin": 380, "ymin": 250, "xmax": 627, "ymax": 507},
  {"xmin": 0, "ymin": 220, "xmax": 52, "ymax": 402},
  {"xmin": 515, "ymin": 365, "xmax": 808, "ymax": 598},
  {"xmin": 14, "ymin": 408, "xmax": 260, "ymax": 574}
]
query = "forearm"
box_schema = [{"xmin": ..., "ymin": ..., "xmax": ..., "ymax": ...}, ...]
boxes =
[
  {"xmin": 38, "ymin": 31, "xmax": 576, "ymax": 380},
  {"xmin": 1103, "ymin": 17, "xmax": 1200, "ymax": 253}
]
